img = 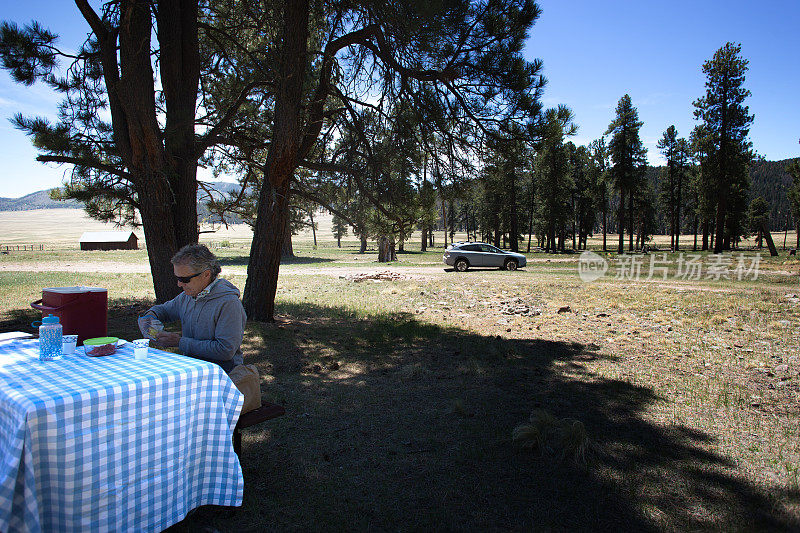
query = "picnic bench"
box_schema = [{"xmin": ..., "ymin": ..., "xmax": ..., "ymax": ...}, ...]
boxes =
[{"xmin": 233, "ymin": 402, "xmax": 285, "ymax": 456}]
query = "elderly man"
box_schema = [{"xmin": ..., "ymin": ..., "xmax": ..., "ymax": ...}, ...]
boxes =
[{"xmin": 139, "ymin": 244, "xmax": 246, "ymax": 372}]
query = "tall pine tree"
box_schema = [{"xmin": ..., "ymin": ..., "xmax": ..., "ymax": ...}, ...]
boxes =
[
  {"xmin": 605, "ymin": 94, "xmax": 647, "ymax": 253},
  {"xmin": 657, "ymin": 126, "xmax": 690, "ymax": 250},
  {"xmin": 588, "ymin": 137, "xmax": 611, "ymax": 251},
  {"xmin": 693, "ymin": 42, "xmax": 754, "ymax": 253},
  {"xmin": 533, "ymin": 106, "xmax": 576, "ymax": 253}
]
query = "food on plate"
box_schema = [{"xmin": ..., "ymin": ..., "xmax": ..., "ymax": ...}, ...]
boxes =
[{"xmin": 84, "ymin": 337, "xmax": 119, "ymax": 356}]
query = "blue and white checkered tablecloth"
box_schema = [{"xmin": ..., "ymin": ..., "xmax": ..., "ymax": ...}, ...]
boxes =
[{"xmin": 0, "ymin": 337, "xmax": 244, "ymax": 533}]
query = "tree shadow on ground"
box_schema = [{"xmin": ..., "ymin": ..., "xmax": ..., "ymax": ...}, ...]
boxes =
[
  {"xmin": 1, "ymin": 299, "xmax": 153, "ymax": 340},
  {"xmin": 14, "ymin": 298, "xmax": 792, "ymax": 532},
  {"xmin": 0, "ymin": 308, "xmax": 38, "ymax": 333},
  {"xmin": 171, "ymin": 301, "xmax": 798, "ymax": 532}
]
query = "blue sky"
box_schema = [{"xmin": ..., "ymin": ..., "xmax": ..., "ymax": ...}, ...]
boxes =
[{"xmin": 1, "ymin": 0, "xmax": 798, "ymax": 197}]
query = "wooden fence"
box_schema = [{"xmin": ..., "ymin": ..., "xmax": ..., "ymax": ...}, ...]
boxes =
[{"xmin": 0, "ymin": 244, "xmax": 44, "ymax": 252}]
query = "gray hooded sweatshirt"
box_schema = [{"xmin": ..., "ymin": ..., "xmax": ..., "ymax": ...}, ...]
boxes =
[{"xmin": 146, "ymin": 278, "xmax": 246, "ymax": 372}]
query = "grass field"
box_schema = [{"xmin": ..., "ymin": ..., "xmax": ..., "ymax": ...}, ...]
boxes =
[{"xmin": 1, "ymin": 209, "xmax": 799, "ymax": 531}]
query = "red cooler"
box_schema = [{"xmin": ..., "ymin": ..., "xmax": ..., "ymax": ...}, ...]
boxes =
[{"xmin": 31, "ymin": 286, "xmax": 108, "ymax": 344}]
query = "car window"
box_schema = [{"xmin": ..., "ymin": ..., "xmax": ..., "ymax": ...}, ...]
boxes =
[
  {"xmin": 462, "ymin": 244, "xmax": 482, "ymax": 252},
  {"xmin": 482, "ymin": 245, "xmax": 499, "ymax": 253}
]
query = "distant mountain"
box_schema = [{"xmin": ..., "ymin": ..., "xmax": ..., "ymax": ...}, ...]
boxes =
[
  {"xmin": 0, "ymin": 190, "xmax": 81, "ymax": 211},
  {"xmin": 640, "ymin": 157, "xmax": 798, "ymax": 232},
  {"xmin": 749, "ymin": 158, "xmax": 798, "ymax": 227},
  {"xmin": 0, "ymin": 181, "xmax": 244, "ymax": 213}
]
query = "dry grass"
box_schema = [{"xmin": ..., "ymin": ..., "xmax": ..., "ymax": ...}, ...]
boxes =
[
  {"xmin": 1, "ymin": 228, "xmax": 799, "ymax": 531},
  {"xmin": 3, "ymin": 207, "xmax": 797, "ymax": 251}
]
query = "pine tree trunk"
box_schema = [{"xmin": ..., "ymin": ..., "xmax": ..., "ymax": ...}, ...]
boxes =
[
  {"xmin": 441, "ymin": 201, "xmax": 448, "ymax": 248},
  {"xmin": 137, "ymin": 181, "xmax": 181, "ymax": 303},
  {"xmin": 310, "ymin": 210, "xmax": 317, "ymax": 246},
  {"xmin": 675, "ymin": 174, "xmax": 682, "ymax": 251},
  {"xmin": 242, "ymin": 0, "xmax": 308, "ymax": 322},
  {"xmin": 714, "ymin": 195, "xmax": 727, "ymax": 253},
  {"xmin": 509, "ymin": 173, "xmax": 519, "ymax": 252},
  {"xmin": 378, "ymin": 236, "xmax": 397, "ymax": 262},
  {"xmin": 628, "ymin": 189, "xmax": 634, "ymax": 252},
  {"xmin": 571, "ymin": 194, "xmax": 576, "ymax": 250},
  {"xmin": 618, "ymin": 189, "xmax": 625, "ymax": 254},
  {"xmin": 761, "ymin": 224, "xmax": 778, "ymax": 257},
  {"xmin": 282, "ymin": 220, "xmax": 294, "ymax": 258},
  {"xmin": 95, "ymin": 0, "xmax": 200, "ymax": 303},
  {"xmin": 602, "ymin": 187, "xmax": 608, "ymax": 252},
  {"xmin": 421, "ymin": 227, "xmax": 427, "ymax": 252},
  {"xmin": 360, "ymin": 235, "xmax": 367, "ymax": 253},
  {"xmin": 156, "ymin": 0, "xmax": 200, "ymax": 254},
  {"xmin": 244, "ymin": 180, "xmax": 290, "ymax": 322}
]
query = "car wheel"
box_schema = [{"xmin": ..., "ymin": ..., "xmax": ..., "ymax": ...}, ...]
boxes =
[
  {"xmin": 454, "ymin": 258, "xmax": 469, "ymax": 272},
  {"xmin": 504, "ymin": 259, "xmax": 518, "ymax": 271}
]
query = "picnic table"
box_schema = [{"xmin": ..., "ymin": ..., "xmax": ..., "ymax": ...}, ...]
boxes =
[{"xmin": 0, "ymin": 335, "xmax": 244, "ymax": 532}]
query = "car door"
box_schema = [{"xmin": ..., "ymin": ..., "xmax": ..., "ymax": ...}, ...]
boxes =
[
  {"xmin": 481, "ymin": 244, "xmax": 504, "ymax": 267},
  {"xmin": 461, "ymin": 244, "xmax": 483, "ymax": 266}
]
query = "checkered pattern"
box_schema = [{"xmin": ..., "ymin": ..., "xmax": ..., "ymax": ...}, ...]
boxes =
[{"xmin": 0, "ymin": 338, "xmax": 244, "ymax": 532}]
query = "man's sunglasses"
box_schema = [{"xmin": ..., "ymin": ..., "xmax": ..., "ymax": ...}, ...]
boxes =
[{"xmin": 176, "ymin": 270, "xmax": 206, "ymax": 283}]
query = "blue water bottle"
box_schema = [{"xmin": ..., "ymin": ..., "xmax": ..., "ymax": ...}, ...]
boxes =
[{"xmin": 37, "ymin": 315, "xmax": 63, "ymax": 361}]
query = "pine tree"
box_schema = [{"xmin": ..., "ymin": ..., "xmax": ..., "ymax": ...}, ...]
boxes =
[
  {"xmin": 689, "ymin": 124, "xmax": 716, "ymax": 250},
  {"xmin": 235, "ymin": 0, "xmax": 546, "ymax": 320},
  {"xmin": 0, "ymin": 3, "xmax": 213, "ymax": 302},
  {"xmin": 747, "ymin": 196, "xmax": 770, "ymax": 248},
  {"xmin": 693, "ymin": 42, "xmax": 754, "ymax": 253},
  {"xmin": 569, "ymin": 144, "xmax": 594, "ymax": 250},
  {"xmin": 605, "ymin": 95, "xmax": 647, "ymax": 253},
  {"xmin": 588, "ymin": 137, "xmax": 611, "ymax": 251},
  {"xmin": 534, "ymin": 106, "xmax": 576, "ymax": 253},
  {"xmin": 482, "ymin": 123, "xmax": 528, "ymax": 251},
  {"xmin": 331, "ymin": 214, "xmax": 348, "ymax": 248},
  {"xmin": 657, "ymin": 126, "xmax": 691, "ymax": 250}
]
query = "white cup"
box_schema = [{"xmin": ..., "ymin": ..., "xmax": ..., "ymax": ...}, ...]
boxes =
[
  {"xmin": 62, "ymin": 335, "xmax": 78, "ymax": 355},
  {"xmin": 133, "ymin": 338, "xmax": 150, "ymax": 360}
]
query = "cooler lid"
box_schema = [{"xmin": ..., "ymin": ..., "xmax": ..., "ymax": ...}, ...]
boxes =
[{"xmin": 43, "ymin": 286, "xmax": 108, "ymax": 294}]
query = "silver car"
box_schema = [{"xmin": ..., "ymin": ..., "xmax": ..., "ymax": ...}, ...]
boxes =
[{"xmin": 443, "ymin": 242, "xmax": 527, "ymax": 272}]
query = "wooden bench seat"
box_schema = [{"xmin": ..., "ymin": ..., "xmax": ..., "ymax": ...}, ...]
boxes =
[{"xmin": 233, "ymin": 402, "xmax": 285, "ymax": 455}]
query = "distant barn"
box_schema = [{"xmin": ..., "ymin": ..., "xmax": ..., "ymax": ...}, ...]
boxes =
[{"xmin": 79, "ymin": 231, "xmax": 139, "ymax": 251}]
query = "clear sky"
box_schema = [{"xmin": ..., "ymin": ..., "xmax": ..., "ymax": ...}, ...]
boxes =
[{"xmin": 1, "ymin": 0, "xmax": 798, "ymax": 198}]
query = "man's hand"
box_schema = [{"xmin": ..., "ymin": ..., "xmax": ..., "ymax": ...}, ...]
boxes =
[
  {"xmin": 138, "ymin": 315, "xmax": 163, "ymax": 340},
  {"xmin": 155, "ymin": 331, "xmax": 181, "ymax": 347}
]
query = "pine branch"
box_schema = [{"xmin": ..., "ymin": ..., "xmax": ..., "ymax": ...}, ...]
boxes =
[{"xmin": 36, "ymin": 155, "xmax": 131, "ymax": 180}]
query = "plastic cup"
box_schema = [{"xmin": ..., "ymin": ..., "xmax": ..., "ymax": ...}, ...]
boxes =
[
  {"xmin": 62, "ymin": 335, "xmax": 78, "ymax": 355},
  {"xmin": 133, "ymin": 338, "xmax": 150, "ymax": 360}
]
